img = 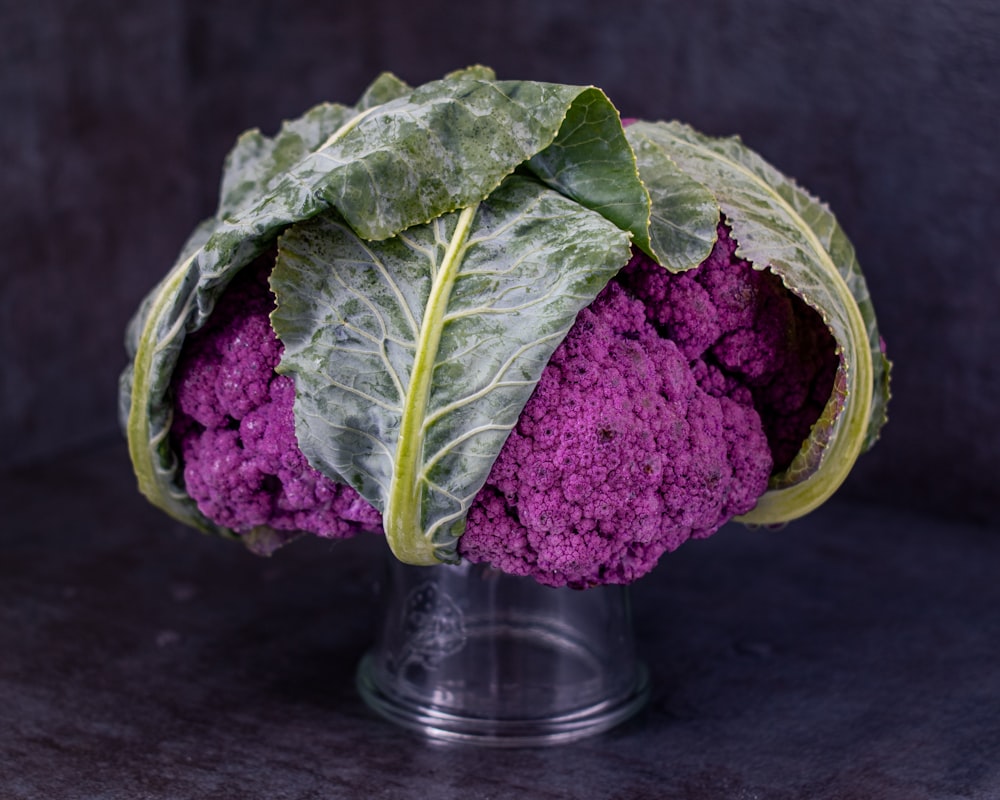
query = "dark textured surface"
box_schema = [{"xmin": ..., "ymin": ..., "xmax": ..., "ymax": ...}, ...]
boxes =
[
  {"xmin": 3, "ymin": 444, "xmax": 999, "ymax": 799},
  {"xmin": 1, "ymin": 0, "xmax": 999, "ymax": 525}
]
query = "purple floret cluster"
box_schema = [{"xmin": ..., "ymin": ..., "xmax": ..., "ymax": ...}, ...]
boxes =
[
  {"xmin": 170, "ymin": 257, "xmax": 382, "ymax": 547},
  {"xmin": 170, "ymin": 222, "xmax": 837, "ymax": 586},
  {"xmin": 459, "ymin": 223, "xmax": 836, "ymax": 586},
  {"xmin": 616, "ymin": 224, "xmax": 838, "ymax": 472}
]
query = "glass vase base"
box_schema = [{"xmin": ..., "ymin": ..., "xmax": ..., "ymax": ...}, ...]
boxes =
[
  {"xmin": 355, "ymin": 561, "xmax": 651, "ymax": 747},
  {"xmin": 356, "ymin": 652, "xmax": 650, "ymax": 747}
]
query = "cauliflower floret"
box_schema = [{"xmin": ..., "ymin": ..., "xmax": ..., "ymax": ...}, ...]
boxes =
[
  {"xmin": 618, "ymin": 223, "xmax": 838, "ymax": 471},
  {"xmin": 170, "ymin": 259, "xmax": 382, "ymax": 545}
]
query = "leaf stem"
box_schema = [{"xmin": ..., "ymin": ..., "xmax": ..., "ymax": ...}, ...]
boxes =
[{"xmin": 384, "ymin": 204, "xmax": 479, "ymax": 564}]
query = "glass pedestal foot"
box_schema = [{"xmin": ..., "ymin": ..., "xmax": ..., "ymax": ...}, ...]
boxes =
[{"xmin": 356, "ymin": 559, "xmax": 650, "ymax": 747}]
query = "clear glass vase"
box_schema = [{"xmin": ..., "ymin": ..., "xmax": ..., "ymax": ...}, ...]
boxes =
[{"xmin": 355, "ymin": 558, "xmax": 650, "ymax": 747}]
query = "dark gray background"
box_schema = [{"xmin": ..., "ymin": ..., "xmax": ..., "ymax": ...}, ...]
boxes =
[{"xmin": 3, "ymin": 0, "xmax": 998, "ymax": 523}]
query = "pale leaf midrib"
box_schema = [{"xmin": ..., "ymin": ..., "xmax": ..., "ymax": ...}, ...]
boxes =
[{"xmin": 384, "ymin": 203, "xmax": 479, "ymax": 564}]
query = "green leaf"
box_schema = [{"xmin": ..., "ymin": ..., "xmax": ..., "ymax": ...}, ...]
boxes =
[
  {"xmin": 269, "ymin": 176, "xmax": 632, "ymax": 565},
  {"xmin": 197, "ymin": 72, "xmax": 650, "ymax": 284},
  {"xmin": 625, "ymin": 127, "xmax": 720, "ymax": 271},
  {"xmin": 627, "ymin": 121, "xmax": 890, "ymax": 524},
  {"xmin": 526, "ymin": 90, "xmax": 653, "ymax": 255},
  {"xmin": 298, "ymin": 75, "xmax": 649, "ymax": 242}
]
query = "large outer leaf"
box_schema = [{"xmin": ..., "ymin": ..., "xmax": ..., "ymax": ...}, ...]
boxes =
[
  {"xmin": 296, "ymin": 77, "xmax": 648, "ymax": 243},
  {"xmin": 269, "ymin": 176, "xmax": 633, "ymax": 565},
  {"xmin": 195, "ymin": 71, "xmax": 649, "ymax": 289},
  {"xmin": 627, "ymin": 121, "xmax": 890, "ymax": 524},
  {"xmin": 122, "ymin": 71, "xmax": 650, "ymax": 535}
]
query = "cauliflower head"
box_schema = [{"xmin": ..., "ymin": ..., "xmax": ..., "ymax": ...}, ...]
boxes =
[{"xmin": 169, "ymin": 221, "xmax": 836, "ymax": 586}]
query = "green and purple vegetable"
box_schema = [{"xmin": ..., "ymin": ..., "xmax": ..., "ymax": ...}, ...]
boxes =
[{"xmin": 120, "ymin": 67, "xmax": 890, "ymax": 587}]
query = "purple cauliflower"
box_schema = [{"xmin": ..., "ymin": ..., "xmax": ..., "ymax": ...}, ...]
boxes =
[{"xmin": 169, "ymin": 221, "xmax": 836, "ymax": 585}]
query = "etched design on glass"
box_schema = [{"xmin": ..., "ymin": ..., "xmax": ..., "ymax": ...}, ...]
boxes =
[{"xmin": 391, "ymin": 580, "xmax": 467, "ymax": 673}]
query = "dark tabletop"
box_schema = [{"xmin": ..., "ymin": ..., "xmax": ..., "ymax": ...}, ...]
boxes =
[{"xmin": 2, "ymin": 443, "xmax": 998, "ymax": 800}]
